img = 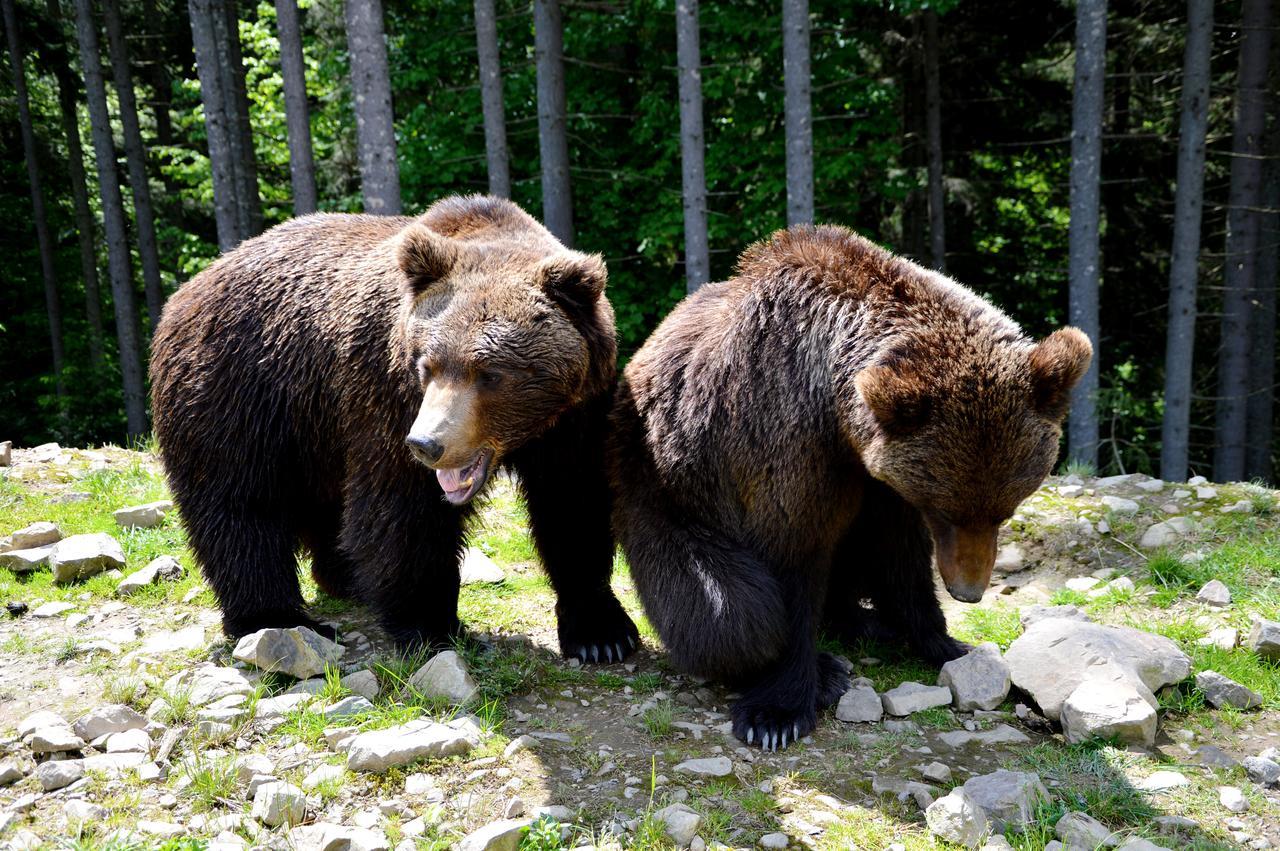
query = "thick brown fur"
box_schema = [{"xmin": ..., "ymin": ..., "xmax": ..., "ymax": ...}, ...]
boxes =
[
  {"xmin": 608, "ymin": 224, "xmax": 1091, "ymax": 749},
  {"xmin": 152, "ymin": 194, "xmax": 638, "ymax": 660}
]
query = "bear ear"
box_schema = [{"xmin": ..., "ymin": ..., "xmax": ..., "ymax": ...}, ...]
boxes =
[
  {"xmin": 397, "ymin": 224, "xmax": 459, "ymax": 297},
  {"xmin": 854, "ymin": 364, "xmax": 933, "ymax": 437},
  {"xmin": 536, "ymin": 251, "xmax": 607, "ymax": 316},
  {"xmin": 1029, "ymin": 327, "xmax": 1093, "ymax": 420}
]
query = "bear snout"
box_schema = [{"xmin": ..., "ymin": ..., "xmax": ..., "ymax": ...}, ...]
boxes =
[{"xmin": 405, "ymin": 434, "xmax": 445, "ymax": 465}]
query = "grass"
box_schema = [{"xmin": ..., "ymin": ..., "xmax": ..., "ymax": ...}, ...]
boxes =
[
  {"xmin": 179, "ymin": 753, "xmax": 238, "ymax": 812},
  {"xmin": 641, "ymin": 700, "xmax": 675, "ymax": 739}
]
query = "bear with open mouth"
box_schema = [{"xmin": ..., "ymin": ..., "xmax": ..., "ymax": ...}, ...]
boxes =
[{"xmin": 151, "ymin": 194, "xmax": 638, "ymax": 660}]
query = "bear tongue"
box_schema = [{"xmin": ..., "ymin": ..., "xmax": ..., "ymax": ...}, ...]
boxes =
[{"xmin": 436, "ymin": 467, "xmax": 470, "ymax": 493}]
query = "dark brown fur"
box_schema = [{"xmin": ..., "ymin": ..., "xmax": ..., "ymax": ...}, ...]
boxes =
[
  {"xmin": 608, "ymin": 225, "xmax": 1090, "ymax": 749},
  {"xmin": 152, "ymin": 195, "xmax": 638, "ymax": 660}
]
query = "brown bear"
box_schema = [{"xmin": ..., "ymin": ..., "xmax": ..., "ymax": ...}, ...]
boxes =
[
  {"xmin": 608, "ymin": 224, "xmax": 1091, "ymax": 749},
  {"xmin": 151, "ymin": 194, "xmax": 638, "ymax": 661}
]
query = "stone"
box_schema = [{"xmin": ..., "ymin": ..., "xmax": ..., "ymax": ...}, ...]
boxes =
[
  {"xmin": 1061, "ymin": 678, "xmax": 1158, "ymax": 746},
  {"xmin": 254, "ymin": 692, "xmax": 314, "ymax": 720},
  {"xmin": 1243, "ymin": 756, "xmax": 1280, "ymax": 787},
  {"xmin": 10, "ymin": 522, "xmax": 61, "ymax": 549},
  {"xmin": 920, "ymin": 761, "xmax": 952, "ymax": 783},
  {"xmin": 28, "ymin": 725, "xmax": 86, "ymax": 754},
  {"xmin": 321, "ymin": 695, "xmax": 375, "ymax": 721},
  {"xmin": 342, "ymin": 669, "xmax": 381, "ymax": 702},
  {"xmin": 235, "ymin": 754, "xmax": 274, "ymax": 783},
  {"xmin": 759, "ymin": 833, "xmax": 789, "ymax": 850},
  {"xmin": 994, "ymin": 544, "xmax": 1025, "ymax": 573},
  {"xmin": 937, "ymin": 724, "xmax": 1030, "ymax": 749},
  {"xmin": 232, "ymin": 626, "xmax": 345, "ymax": 680},
  {"xmin": 0, "ymin": 546, "xmax": 54, "ymax": 573},
  {"xmin": 1088, "ymin": 576, "xmax": 1134, "ymax": 598},
  {"xmin": 961, "ymin": 770, "xmax": 1049, "ymax": 832},
  {"xmin": 1137, "ymin": 771, "xmax": 1189, "ymax": 792},
  {"xmin": 49, "ymin": 533, "xmax": 126, "ymax": 583},
  {"xmin": 1101, "ymin": 496, "xmax": 1139, "ymax": 515},
  {"xmin": 117, "ymin": 556, "xmax": 184, "ymax": 596},
  {"xmin": 1004, "ymin": 619, "xmax": 1190, "ymax": 721},
  {"xmin": 0, "ymin": 760, "xmax": 24, "ymax": 785},
  {"xmin": 407, "ymin": 650, "xmax": 479, "ymax": 703},
  {"xmin": 1020, "ymin": 605, "xmax": 1090, "ymax": 629},
  {"xmin": 460, "ymin": 547, "xmax": 505, "ymax": 584},
  {"xmin": 1115, "ymin": 841, "xmax": 1171, "ymax": 851},
  {"xmin": 1196, "ymin": 671, "xmax": 1262, "ymax": 710},
  {"xmin": 654, "ymin": 804, "xmax": 702, "ymax": 847},
  {"xmin": 503, "ymin": 735, "xmax": 535, "ymax": 759},
  {"xmin": 106, "ymin": 728, "xmax": 152, "ymax": 754},
  {"xmin": 1136, "ymin": 479, "xmax": 1165, "ymax": 492},
  {"xmin": 458, "ymin": 819, "xmax": 532, "ymax": 851},
  {"xmin": 139, "ymin": 625, "xmax": 207, "ymax": 655},
  {"xmin": 288, "ymin": 823, "xmax": 391, "ymax": 851},
  {"xmin": 1139, "ymin": 517, "xmax": 1196, "ymax": 549},
  {"xmin": 881, "ymin": 682, "xmax": 952, "ymax": 716},
  {"xmin": 1195, "ymin": 580, "xmax": 1231, "ymax": 607},
  {"xmin": 1195, "ymin": 745, "xmax": 1238, "ymax": 769},
  {"xmin": 1198, "ymin": 627, "xmax": 1238, "ymax": 650},
  {"xmin": 112, "ymin": 500, "xmax": 173, "ymax": 529},
  {"xmin": 74, "ymin": 704, "xmax": 147, "ymax": 741},
  {"xmin": 346, "ymin": 719, "xmax": 479, "ymax": 772},
  {"xmin": 65, "ymin": 799, "xmax": 108, "ymax": 822},
  {"xmin": 170, "ymin": 664, "xmax": 254, "ymax": 706},
  {"xmin": 302, "ymin": 763, "xmax": 345, "ymax": 791},
  {"xmin": 0, "ymin": 441, "xmax": 9, "ymax": 465},
  {"xmin": 925, "ymin": 789, "xmax": 989, "ymax": 849},
  {"xmin": 938, "ymin": 643, "xmax": 1010, "ymax": 711},
  {"xmin": 1246, "ymin": 619, "xmax": 1280, "ymax": 661},
  {"xmin": 18, "ymin": 710, "xmax": 67, "ymax": 738},
  {"xmin": 835, "ymin": 684, "xmax": 882, "ymax": 723},
  {"xmin": 1055, "ymin": 811, "xmax": 1119, "ymax": 848},
  {"xmin": 251, "ymin": 781, "xmax": 306, "ymax": 827},
  {"xmin": 1219, "ymin": 786, "xmax": 1249, "ymax": 813},
  {"xmin": 674, "ymin": 756, "xmax": 732, "ymax": 777},
  {"xmin": 35, "ymin": 759, "xmax": 84, "ymax": 790},
  {"xmin": 32, "ymin": 601, "xmax": 75, "ymax": 617}
]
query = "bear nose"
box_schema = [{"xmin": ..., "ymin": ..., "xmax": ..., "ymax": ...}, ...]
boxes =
[{"xmin": 405, "ymin": 434, "xmax": 445, "ymax": 464}]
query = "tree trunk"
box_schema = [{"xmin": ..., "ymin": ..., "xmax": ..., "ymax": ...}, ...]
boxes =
[
  {"xmin": 4, "ymin": 0, "xmax": 65, "ymax": 403},
  {"xmin": 1214, "ymin": 0, "xmax": 1273, "ymax": 482},
  {"xmin": 102, "ymin": 0, "xmax": 164, "ymax": 334},
  {"xmin": 275, "ymin": 0, "xmax": 318, "ymax": 214},
  {"xmin": 781, "ymin": 0, "xmax": 813, "ymax": 226},
  {"xmin": 676, "ymin": 0, "xmax": 709, "ymax": 292},
  {"xmin": 344, "ymin": 0, "xmax": 401, "ymax": 214},
  {"xmin": 473, "ymin": 0, "xmax": 509, "ymax": 199},
  {"xmin": 140, "ymin": 0, "xmax": 174, "ymax": 151},
  {"xmin": 189, "ymin": 0, "xmax": 241, "ymax": 250},
  {"xmin": 1160, "ymin": 0, "xmax": 1214, "ymax": 482},
  {"xmin": 1066, "ymin": 0, "xmax": 1107, "ymax": 468},
  {"xmin": 923, "ymin": 9, "xmax": 945, "ymax": 272},
  {"xmin": 534, "ymin": 0, "xmax": 573, "ymax": 245},
  {"xmin": 73, "ymin": 0, "xmax": 147, "ymax": 436},
  {"xmin": 217, "ymin": 0, "xmax": 263, "ymax": 237}
]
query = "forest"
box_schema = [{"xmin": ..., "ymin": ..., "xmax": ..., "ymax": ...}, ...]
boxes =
[{"xmin": 0, "ymin": 0, "xmax": 1277, "ymax": 483}]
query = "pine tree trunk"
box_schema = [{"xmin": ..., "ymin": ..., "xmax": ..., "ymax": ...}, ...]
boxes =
[
  {"xmin": 73, "ymin": 0, "xmax": 147, "ymax": 437},
  {"xmin": 4, "ymin": 0, "xmax": 65, "ymax": 402},
  {"xmin": 217, "ymin": 0, "xmax": 263, "ymax": 237},
  {"xmin": 781, "ymin": 0, "xmax": 813, "ymax": 226},
  {"xmin": 473, "ymin": 0, "xmax": 509, "ymax": 199},
  {"xmin": 1067, "ymin": 0, "xmax": 1107, "ymax": 468},
  {"xmin": 1214, "ymin": 0, "xmax": 1273, "ymax": 482},
  {"xmin": 534, "ymin": 0, "xmax": 573, "ymax": 245},
  {"xmin": 102, "ymin": 0, "xmax": 164, "ymax": 333},
  {"xmin": 1245, "ymin": 53, "xmax": 1280, "ymax": 483},
  {"xmin": 275, "ymin": 0, "xmax": 318, "ymax": 214},
  {"xmin": 140, "ymin": 0, "xmax": 174, "ymax": 151},
  {"xmin": 923, "ymin": 9, "xmax": 945, "ymax": 272},
  {"xmin": 1160, "ymin": 0, "xmax": 1214, "ymax": 482},
  {"xmin": 676, "ymin": 0, "xmax": 709, "ymax": 292},
  {"xmin": 189, "ymin": 0, "xmax": 242, "ymax": 250},
  {"xmin": 344, "ymin": 0, "xmax": 401, "ymax": 214}
]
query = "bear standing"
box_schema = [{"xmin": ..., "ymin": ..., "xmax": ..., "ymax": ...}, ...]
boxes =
[
  {"xmin": 152, "ymin": 195, "xmax": 638, "ymax": 661},
  {"xmin": 609, "ymin": 225, "xmax": 1091, "ymax": 749}
]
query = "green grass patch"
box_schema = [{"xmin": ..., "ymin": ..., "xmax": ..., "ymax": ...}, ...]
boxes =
[{"xmin": 952, "ymin": 603, "xmax": 1022, "ymax": 650}]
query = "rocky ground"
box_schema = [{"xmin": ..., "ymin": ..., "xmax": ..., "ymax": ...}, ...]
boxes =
[{"xmin": 0, "ymin": 440, "xmax": 1278, "ymax": 850}]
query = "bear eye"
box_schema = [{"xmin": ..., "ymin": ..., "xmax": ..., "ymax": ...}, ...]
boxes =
[{"xmin": 478, "ymin": 369, "xmax": 503, "ymax": 389}]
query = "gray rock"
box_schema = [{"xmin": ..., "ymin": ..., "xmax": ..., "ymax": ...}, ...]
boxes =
[
  {"xmin": 881, "ymin": 682, "xmax": 952, "ymax": 716},
  {"xmin": 1246, "ymin": 619, "xmax": 1280, "ymax": 661},
  {"xmin": 937, "ymin": 725, "xmax": 1030, "ymax": 749},
  {"xmin": 321, "ymin": 695, "xmax": 375, "ymax": 721},
  {"xmin": 961, "ymin": 770, "xmax": 1049, "ymax": 832},
  {"xmin": 49, "ymin": 533, "xmax": 126, "ymax": 583},
  {"xmin": 1004, "ymin": 619, "xmax": 1190, "ymax": 721},
  {"xmin": 342, "ymin": 670, "xmax": 381, "ymax": 702},
  {"xmin": 920, "ymin": 761, "xmax": 952, "ymax": 783},
  {"xmin": 301, "ymin": 763, "xmax": 345, "ymax": 791},
  {"xmin": 1056, "ymin": 811, "xmax": 1119, "ymax": 848},
  {"xmin": 994, "ymin": 544, "xmax": 1026, "ymax": 573},
  {"xmin": 251, "ymin": 781, "xmax": 306, "ymax": 827},
  {"xmin": 1061, "ymin": 678, "xmax": 1157, "ymax": 746},
  {"xmin": 31, "ymin": 601, "xmax": 75, "ymax": 618},
  {"xmin": 1195, "ymin": 580, "xmax": 1231, "ymax": 607},
  {"xmin": 654, "ymin": 804, "xmax": 702, "ymax": 847},
  {"xmin": 1195, "ymin": 671, "xmax": 1262, "ymax": 710},
  {"xmin": 1101, "ymin": 496, "xmax": 1139, "ymax": 515},
  {"xmin": 1139, "ymin": 517, "xmax": 1196, "ymax": 549},
  {"xmin": 105, "ymin": 728, "xmax": 152, "ymax": 754},
  {"xmin": 254, "ymin": 692, "xmax": 314, "ymax": 720},
  {"xmin": 35, "ymin": 759, "xmax": 84, "ymax": 790},
  {"xmin": 139, "ymin": 626, "xmax": 207, "ymax": 655},
  {"xmin": 74, "ymin": 704, "xmax": 148, "ymax": 741},
  {"xmin": 1019, "ymin": 605, "xmax": 1090, "ymax": 629},
  {"xmin": 459, "ymin": 547, "xmax": 505, "ymax": 584},
  {"xmin": 0, "ymin": 546, "xmax": 54, "ymax": 573},
  {"xmin": 64, "ymin": 799, "xmax": 109, "ymax": 822},
  {"xmin": 1243, "ymin": 756, "xmax": 1280, "ymax": 787},
  {"xmin": 28, "ymin": 725, "xmax": 85, "ymax": 754},
  {"xmin": 10, "ymin": 521, "xmax": 61, "ymax": 549},
  {"xmin": 758, "ymin": 833, "xmax": 789, "ymax": 850},
  {"xmin": 117, "ymin": 556, "xmax": 184, "ymax": 596},
  {"xmin": 835, "ymin": 685, "xmax": 882, "ymax": 723},
  {"xmin": 112, "ymin": 501, "xmax": 173, "ymax": 529},
  {"xmin": 1136, "ymin": 771, "xmax": 1188, "ymax": 792},
  {"xmin": 232, "ymin": 626, "xmax": 345, "ymax": 680},
  {"xmin": 18, "ymin": 710, "xmax": 67, "ymax": 738},
  {"xmin": 288, "ymin": 823, "xmax": 390, "ymax": 851},
  {"xmin": 168, "ymin": 664, "xmax": 254, "ymax": 706},
  {"xmin": 1197, "ymin": 627, "xmax": 1238, "ymax": 650},
  {"xmin": 939, "ymin": 643, "xmax": 1010, "ymax": 711},
  {"xmin": 674, "ymin": 756, "xmax": 732, "ymax": 778},
  {"xmin": 236, "ymin": 754, "xmax": 274, "ymax": 783},
  {"xmin": 925, "ymin": 789, "xmax": 989, "ymax": 849},
  {"xmin": 458, "ymin": 819, "xmax": 532, "ymax": 851},
  {"xmin": 345, "ymin": 719, "xmax": 479, "ymax": 772},
  {"xmin": 1195, "ymin": 745, "xmax": 1238, "ymax": 769},
  {"xmin": 0, "ymin": 760, "xmax": 24, "ymax": 785},
  {"xmin": 1219, "ymin": 786, "xmax": 1248, "ymax": 813},
  {"xmin": 407, "ymin": 650, "xmax": 479, "ymax": 704},
  {"xmin": 872, "ymin": 775, "xmax": 939, "ymax": 810}
]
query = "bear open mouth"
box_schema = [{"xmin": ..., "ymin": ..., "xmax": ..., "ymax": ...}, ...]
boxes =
[{"xmin": 436, "ymin": 449, "xmax": 493, "ymax": 505}]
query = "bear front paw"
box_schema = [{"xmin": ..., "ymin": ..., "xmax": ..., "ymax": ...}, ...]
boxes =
[
  {"xmin": 731, "ymin": 694, "xmax": 819, "ymax": 752},
  {"xmin": 815, "ymin": 651, "xmax": 853, "ymax": 709},
  {"xmin": 556, "ymin": 594, "xmax": 640, "ymax": 665}
]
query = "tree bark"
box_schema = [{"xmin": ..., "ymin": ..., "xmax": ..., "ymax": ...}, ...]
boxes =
[
  {"xmin": 473, "ymin": 0, "xmax": 509, "ymax": 199},
  {"xmin": 1214, "ymin": 0, "xmax": 1273, "ymax": 482},
  {"xmin": 1160, "ymin": 0, "xmax": 1214, "ymax": 482},
  {"xmin": 275, "ymin": 0, "xmax": 318, "ymax": 214},
  {"xmin": 73, "ymin": 0, "xmax": 147, "ymax": 436},
  {"xmin": 1067, "ymin": 0, "xmax": 1106, "ymax": 468},
  {"xmin": 344, "ymin": 0, "xmax": 401, "ymax": 214},
  {"xmin": 4, "ymin": 0, "xmax": 65, "ymax": 402},
  {"xmin": 534, "ymin": 0, "xmax": 572, "ymax": 245},
  {"xmin": 140, "ymin": 0, "xmax": 174, "ymax": 151},
  {"xmin": 923, "ymin": 9, "xmax": 945, "ymax": 272},
  {"xmin": 676, "ymin": 0, "xmax": 709, "ymax": 292},
  {"xmin": 781, "ymin": 0, "xmax": 813, "ymax": 226},
  {"xmin": 102, "ymin": 0, "xmax": 164, "ymax": 334},
  {"xmin": 189, "ymin": 0, "xmax": 240, "ymax": 250},
  {"xmin": 217, "ymin": 0, "xmax": 263, "ymax": 237}
]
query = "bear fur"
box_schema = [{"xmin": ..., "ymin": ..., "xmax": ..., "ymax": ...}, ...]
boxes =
[
  {"xmin": 151, "ymin": 194, "xmax": 638, "ymax": 660},
  {"xmin": 608, "ymin": 225, "xmax": 1091, "ymax": 749}
]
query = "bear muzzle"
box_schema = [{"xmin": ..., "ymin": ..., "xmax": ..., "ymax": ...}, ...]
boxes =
[{"xmin": 926, "ymin": 518, "xmax": 998, "ymax": 604}]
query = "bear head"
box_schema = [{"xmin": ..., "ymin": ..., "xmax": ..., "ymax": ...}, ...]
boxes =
[
  {"xmin": 852, "ymin": 326, "xmax": 1092, "ymax": 603},
  {"xmin": 395, "ymin": 217, "xmax": 614, "ymax": 505}
]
